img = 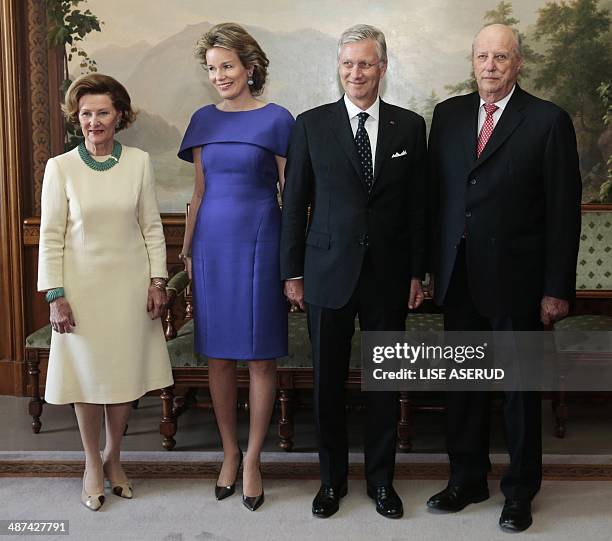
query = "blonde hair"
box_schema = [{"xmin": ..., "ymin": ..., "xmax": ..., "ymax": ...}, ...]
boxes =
[{"xmin": 195, "ymin": 23, "xmax": 269, "ymax": 96}]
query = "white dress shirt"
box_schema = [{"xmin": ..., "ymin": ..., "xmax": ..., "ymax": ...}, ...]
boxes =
[
  {"xmin": 344, "ymin": 94, "xmax": 380, "ymax": 171},
  {"xmin": 477, "ymin": 84, "xmax": 516, "ymax": 136}
]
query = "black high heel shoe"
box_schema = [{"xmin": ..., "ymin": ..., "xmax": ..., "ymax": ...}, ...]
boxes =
[
  {"xmin": 215, "ymin": 448, "xmax": 243, "ymax": 501},
  {"xmin": 242, "ymin": 466, "xmax": 264, "ymax": 511}
]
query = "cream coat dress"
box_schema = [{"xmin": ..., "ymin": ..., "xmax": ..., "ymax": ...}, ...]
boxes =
[{"xmin": 38, "ymin": 145, "xmax": 174, "ymax": 404}]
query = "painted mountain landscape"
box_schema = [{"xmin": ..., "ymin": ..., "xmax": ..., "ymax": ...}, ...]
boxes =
[{"xmin": 77, "ymin": 0, "xmax": 612, "ymax": 210}]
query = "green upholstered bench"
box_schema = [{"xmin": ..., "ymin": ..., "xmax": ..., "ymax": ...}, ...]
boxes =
[
  {"xmin": 555, "ymin": 314, "xmax": 612, "ymax": 332},
  {"xmin": 551, "ymin": 210, "xmax": 612, "ymax": 437},
  {"xmin": 162, "ymin": 312, "xmax": 363, "ymax": 451},
  {"xmin": 22, "ymin": 273, "xmax": 188, "ymax": 434},
  {"xmin": 161, "ymin": 274, "xmax": 444, "ymax": 452}
]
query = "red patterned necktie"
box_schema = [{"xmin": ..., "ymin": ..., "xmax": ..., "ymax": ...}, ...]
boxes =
[{"xmin": 476, "ymin": 103, "xmax": 499, "ymax": 158}]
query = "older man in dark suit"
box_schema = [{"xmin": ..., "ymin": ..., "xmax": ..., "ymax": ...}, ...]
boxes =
[
  {"xmin": 427, "ymin": 24, "xmax": 581, "ymax": 532},
  {"xmin": 280, "ymin": 24, "xmax": 427, "ymax": 519}
]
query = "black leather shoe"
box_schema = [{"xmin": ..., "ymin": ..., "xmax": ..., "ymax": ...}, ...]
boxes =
[
  {"xmin": 367, "ymin": 485, "xmax": 403, "ymax": 519},
  {"xmin": 426, "ymin": 485, "xmax": 489, "ymax": 512},
  {"xmin": 215, "ymin": 448, "xmax": 243, "ymax": 501},
  {"xmin": 499, "ymin": 499, "xmax": 532, "ymax": 532},
  {"xmin": 242, "ymin": 466, "xmax": 264, "ymax": 511},
  {"xmin": 242, "ymin": 491, "xmax": 265, "ymax": 512},
  {"xmin": 312, "ymin": 482, "xmax": 348, "ymax": 518}
]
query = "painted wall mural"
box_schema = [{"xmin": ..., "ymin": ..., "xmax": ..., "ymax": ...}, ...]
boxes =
[{"xmin": 65, "ymin": 0, "xmax": 611, "ymax": 210}]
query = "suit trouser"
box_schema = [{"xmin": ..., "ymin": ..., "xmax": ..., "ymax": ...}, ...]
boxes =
[
  {"xmin": 307, "ymin": 251, "xmax": 407, "ymax": 488},
  {"xmin": 443, "ymin": 241, "xmax": 542, "ymax": 501}
]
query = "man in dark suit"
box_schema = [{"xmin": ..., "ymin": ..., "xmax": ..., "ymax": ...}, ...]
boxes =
[
  {"xmin": 426, "ymin": 24, "xmax": 581, "ymax": 532},
  {"xmin": 280, "ymin": 24, "xmax": 427, "ymax": 519}
]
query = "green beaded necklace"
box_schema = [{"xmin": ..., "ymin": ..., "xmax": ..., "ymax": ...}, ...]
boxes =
[{"xmin": 78, "ymin": 141, "xmax": 122, "ymax": 171}]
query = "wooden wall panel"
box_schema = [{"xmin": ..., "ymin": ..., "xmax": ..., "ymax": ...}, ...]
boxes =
[{"xmin": 0, "ymin": 0, "xmax": 27, "ymax": 395}]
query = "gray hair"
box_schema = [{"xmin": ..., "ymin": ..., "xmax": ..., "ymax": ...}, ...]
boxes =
[
  {"xmin": 337, "ymin": 24, "xmax": 388, "ymax": 64},
  {"xmin": 472, "ymin": 23, "xmax": 523, "ymax": 58}
]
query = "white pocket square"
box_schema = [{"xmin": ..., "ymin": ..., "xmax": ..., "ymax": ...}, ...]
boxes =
[{"xmin": 391, "ymin": 150, "xmax": 407, "ymax": 158}]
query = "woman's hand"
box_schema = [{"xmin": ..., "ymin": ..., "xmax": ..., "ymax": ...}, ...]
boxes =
[
  {"xmin": 180, "ymin": 252, "xmax": 192, "ymax": 280},
  {"xmin": 184, "ymin": 255, "xmax": 192, "ymax": 281},
  {"xmin": 50, "ymin": 297, "xmax": 76, "ymax": 333},
  {"xmin": 147, "ymin": 285, "xmax": 167, "ymax": 320}
]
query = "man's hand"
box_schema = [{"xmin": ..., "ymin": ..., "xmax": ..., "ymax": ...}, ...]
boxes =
[
  {"xmin": 147, "ymin": 286, "xmax": 167, "ymax": 320},
  {"xmin": 284, "ymin": 279, "xmax": 305, "ymax": 311},
  {"xmin": 408, "ymin": 277, "xmax": 425, "ymax": 310},
  {"xmin": 540, "ymin": 296, "xmax": 569, "ymax": 325},
  {"xmin": 50, "ymin": 297, "xmax": 76, "ymax": 333}
]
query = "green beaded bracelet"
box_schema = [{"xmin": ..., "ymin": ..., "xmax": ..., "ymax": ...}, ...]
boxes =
[{"xmin": 45, "ymin": 287, "xmax": 65, "ymax": 303}]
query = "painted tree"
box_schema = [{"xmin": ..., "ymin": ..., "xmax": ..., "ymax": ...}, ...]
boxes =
[
  {"xmin": 421, "ymin": 90, "xmax": 440, "ymax": 132},
  {"xmin": 46, "ymin": 0, "xmax": 102, "ymax": 82},
  {"xmin": 533, "ymin": 0, "xmax": 611, "ymax": 133},
  {"xmin": 45, "ymin": 0, "xmax": 103, "ymax": 149},
  {"xmin": 446, "ymin": 1, "xmax": 542, "ymax": 95},
  {"xmin": 596, "ymin": 82, "xmax": 612, "ymax": 202}
]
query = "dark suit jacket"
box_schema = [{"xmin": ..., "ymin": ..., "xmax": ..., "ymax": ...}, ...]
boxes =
[
  {"xmin": 429, "ymin": 85, "xmax": 582, "ymax": 317},
  {"xmin": 280, "ymin": 97, "xmax": 427, "ymax": 309}
]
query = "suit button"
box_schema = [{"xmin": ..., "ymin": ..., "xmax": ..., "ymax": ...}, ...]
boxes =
[
  {"xmin": 469, "ymin": 178, "xmax": 477, "ymax": 185},
  {"xmin": 465, "ymin": 211, "xmax": 472, "ymax": 218}
]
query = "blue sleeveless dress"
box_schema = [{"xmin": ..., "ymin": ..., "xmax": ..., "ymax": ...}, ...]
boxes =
[{"xmin": 178, "ymin": 103, "xmax": 294, "ymax": 359}]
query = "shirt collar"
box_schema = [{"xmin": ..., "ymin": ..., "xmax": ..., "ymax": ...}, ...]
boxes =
[
  {"xmin": 479, "ymin": 84, "xmax": 516, "ymax": 112},
  {"xmin": 344, "ymin": 94, "xmax": 380, "ymax": 121}
]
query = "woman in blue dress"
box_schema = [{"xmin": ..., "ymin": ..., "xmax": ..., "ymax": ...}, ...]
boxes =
[{"xmin": 178, "ymin": 23, "xmax": 294, "ymax": 511}]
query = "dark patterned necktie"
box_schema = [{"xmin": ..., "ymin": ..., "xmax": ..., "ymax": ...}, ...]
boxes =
[{"xmin": 355, "ymin": 112, "xmax": 374, "ymax": 191}]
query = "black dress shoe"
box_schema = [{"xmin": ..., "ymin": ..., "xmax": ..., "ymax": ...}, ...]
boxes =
[
  {"xmin": 367, "ymin": 485, "xmax": 403, "ymax": 519},
  {"xmin": 312, "ymin": 482, "xmax": 348, "ymax": 518},
  {"xmin": 426, "ymin": 485, "xmax": 489, "ymax": 512},
  {"xmin": 499, "ymin": 499, "xmax": 532, "ymax": 532},
  {"xmin": 215, "ymin": 448, "xmax": 243, "ymax": 501}
]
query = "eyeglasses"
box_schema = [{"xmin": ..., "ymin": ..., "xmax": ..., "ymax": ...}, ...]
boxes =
[{"xmin": 340, "ymin": 60, "xmax": 381, "ymax": 72}]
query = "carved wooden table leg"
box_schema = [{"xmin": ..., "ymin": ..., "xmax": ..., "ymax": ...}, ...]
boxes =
[
  {"xmin": 278, "ymin": 389, "xmax": 294, "ymax": 451},
  {"xmin": 160, "ymin": 386, "xmax": 177, "ymax": 450},
  {"xmin": 554, "ymin": 387, "xmax": 568, "ymax": 438},
  {"xmin": 26, "ymin": 351, "xmax": 44, "ymax": 434},
  {"xmin": 397, "ymin": 392, "xmax": 412, "ymax": 451},
  {"xmin": 174, "ymin": 387, "xmax": 198, "ymax": 418}
]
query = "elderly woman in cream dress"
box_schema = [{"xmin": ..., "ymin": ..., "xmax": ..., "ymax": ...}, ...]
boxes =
[{"xmin": 38, "ymin": 73, "xmax": 173, "ymax": 511}]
